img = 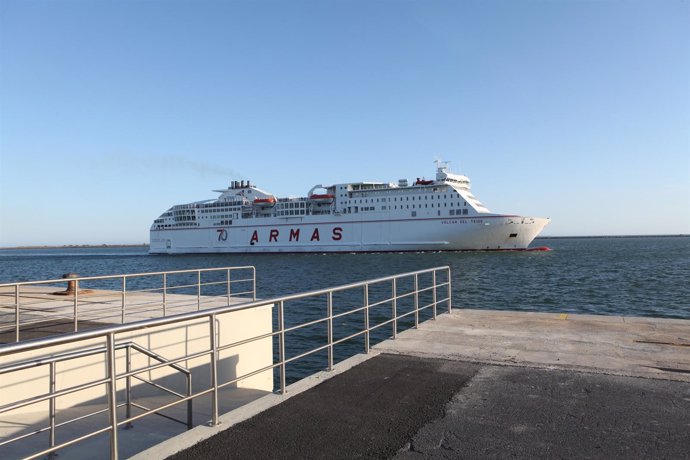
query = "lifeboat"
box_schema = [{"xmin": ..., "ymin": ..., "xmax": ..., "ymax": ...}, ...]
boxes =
[
  {"xmin": 309, "ymin": 193, "xmax": 335, "ymax": 204},
  {"xmin": 415, "ymin": 178, "xmax": 434, "ymax": 186},
  {"xmin": 253, "ymin": 197, "xmax": 276, "ymax": 207}
]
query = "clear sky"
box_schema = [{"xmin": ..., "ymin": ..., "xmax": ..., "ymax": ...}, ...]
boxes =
[{"xmin": 1, "ymin": 0, "xmax": 688, "ymax": 246}]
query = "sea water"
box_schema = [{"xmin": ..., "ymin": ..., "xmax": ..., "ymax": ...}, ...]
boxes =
[
  {"xmin": 2, "ymin": 236, "xmax": 688, "ymax": 382},
  {"xmin": 2, "ymin": 236, "xmax": 688, "ymax": 319}
]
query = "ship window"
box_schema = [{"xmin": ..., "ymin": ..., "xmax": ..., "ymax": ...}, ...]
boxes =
[
  {"xmin": 411, "ymin": 211, "xmax": 417, "ymax": 217},
  {"xmin": 463, "ymin": 209, "xmax": 468, "ymax": 215},
  {"xmin": 510, "ymin": 233, "xmax": 518, "ymax": 238},
  {"xmin": 450, "ymin": 210, "xmax": 455, "ymax": 215}
]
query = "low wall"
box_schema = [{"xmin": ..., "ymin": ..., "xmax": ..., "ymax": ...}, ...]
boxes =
[{"xmin": 0, "ymin": 304, "xmax": 273, "ymax": 417}]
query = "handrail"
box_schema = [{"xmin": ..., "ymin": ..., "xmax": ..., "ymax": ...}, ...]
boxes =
[
  {"xmin": 0, "ymin": 266, "xmax": 446, "ymax": 356},
  {"xmin": 0, "ymin": 266, "xmax": 256, "ymax": 288},
  {"xmin": 0, "ymin": 341, "xmax": 188, "ymax": 377},
  {"xmin": 0, "ymin": 266, "xmax": 257, "ymax": 343},
  {"xmin": 0, "ymin": 341, "xmax": 193, "ymax": 457},
  {"xmin": 0, "ymin": 265, "xmax": 452, "ymax": 460}
]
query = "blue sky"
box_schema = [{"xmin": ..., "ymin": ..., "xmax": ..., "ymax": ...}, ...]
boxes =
[{"xmin": 1, "ymin": 0, "xmax": 688, "ymax": 246}]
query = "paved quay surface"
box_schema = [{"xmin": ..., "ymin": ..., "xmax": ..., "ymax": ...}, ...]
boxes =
[
  {"xmin": 167, "ymin": 354, "xmax": 690, "ymax": 459},
  {"xmin": 376, "ymin": 309, "xmax": 690, "ymax": 382},
  {"xmin": 149, "ymin": 310, "xmax": 690, "ymax": 459}
]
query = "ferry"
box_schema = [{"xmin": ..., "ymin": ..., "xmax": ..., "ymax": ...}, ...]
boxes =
[{"xmin": 149, "ymin": 161, "xmax": 550, "ymax": 254}]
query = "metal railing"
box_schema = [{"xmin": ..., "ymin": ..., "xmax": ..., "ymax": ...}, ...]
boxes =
[
  {"xmin": 0, "ymin": 266, "xmax": 256, "ymax": 343},
  {"xmin": 0, "ymin": 266, "xmax": 451, "ymax": 460},
  {"xmin": 0, "ymin": 341, "xmax": 192, "ymax": 458}
]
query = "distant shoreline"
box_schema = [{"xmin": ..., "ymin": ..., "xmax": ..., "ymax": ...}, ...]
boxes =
[
  {"xmin": 1, "ymin": 235, "xmax": 687, "ymax": 250},
  {"xmin": 0, "ymin": 244, "xmax": 149, "ymax": 250}
]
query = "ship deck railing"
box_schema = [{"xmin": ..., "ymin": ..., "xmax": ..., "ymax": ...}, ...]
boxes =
[
  {"xmin": 0, "ymin": 266, "xmax": 451, "ymax": 460},
  {"xmin": 0, "ymin": 266, "xmax": 257, "ymax": 344}
]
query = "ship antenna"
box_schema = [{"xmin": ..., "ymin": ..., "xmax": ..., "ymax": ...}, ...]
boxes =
[{"xmin": 434, "ymin": 158, "xmax": 450, "ymax": 171}]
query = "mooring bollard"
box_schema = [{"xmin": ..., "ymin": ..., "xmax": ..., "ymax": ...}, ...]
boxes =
[{"xmin": 62, "ymin": 272, "xmax": 79, "ymax": 295}]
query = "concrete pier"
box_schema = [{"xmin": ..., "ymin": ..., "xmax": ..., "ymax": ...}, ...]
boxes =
[
  {"xmin": 0, "ymin": 285, "xmax": 254, "ymax": 343},
  {"xmin": 133, "ymin": 309, "xmax": 689, "ymax": 459},
  {"xmin": 0, "ymin": 286, "xmax": 271, "ymax": 459},
  {"xmin": 375, "ymin": 309, "xmax": 690, "ymax": 382}
]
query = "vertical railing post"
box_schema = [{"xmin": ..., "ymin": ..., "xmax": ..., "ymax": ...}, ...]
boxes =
[
  {"xmin": 14, "ymin": 285, "xmax": 20, "ymax": 342},
  {"xmin": 278, "ymin": 300, "xmax": 286, "ymax": 394},
  {"xmin": 447, "ymin": 267, "xmax": 452, "ymax": 313},
  {"xmin": 226, "ymin": 269, "xmax": 232, "ymax": 306},
  {"xmin": 186, "ymin": 374, "xmax": 193, "ymax": 429},
  {"xmin": 125, "ymin": 346, "xmax": 133, "ymax": 429},
  {"xmin": 197, "ymin": 271, "xmax": 202, "ymax": 311},
  {"xmin": 106, "ymin": 333, "xmax": 119, "ymax": 460},
  {"xmin": 327, "ymin": 292, "xmax": 333, "ymax": 371},
  {"xmin": 163, "ymin": 273, "xmax": 167, "ymax": 316},
  {"xmin": 121, "ymin": 277, "xmax": 127, "ymax": 324},
  {"xmin": 363, "ymin": 284, "xmax": 370, "ymax": 354},
  {"xmin": 414, "ymin": 274, "xmax": 419, "ymax": 328},
  {"xmin": 208, "ymin": 314, "xmax": 219, "ymax": 426},
  {"xmin": 48, "ymin": 361, "xmax": 56, "ymax": 458},
  {"xmin": 432, "ymin": 270, "xmax": 437, "ymax": 320},
  {"xmin": 73, "ymin": 280, "xmax": 79, "ymax": 332},
  {"xmin": 392, "ymin": 278, "xmax": 397, "ymax": 339},
  {"xmin": 252, "ymin": 267, "xmax": 256, "ymax": 301}
]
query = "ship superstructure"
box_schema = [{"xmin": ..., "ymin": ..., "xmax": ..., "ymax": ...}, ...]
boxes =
[{"xmin": 149, "ymin": 162, "xmax": 549, "ymax": 253}]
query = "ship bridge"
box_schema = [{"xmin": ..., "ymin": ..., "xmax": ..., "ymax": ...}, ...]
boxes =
[{"xmin": 435, "ymin": 162, "xmax": 471, "ymax": 191}]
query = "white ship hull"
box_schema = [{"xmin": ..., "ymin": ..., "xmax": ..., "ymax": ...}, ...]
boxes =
[
  {"xmin": 149, "ymin": 162, "xmax": 550, "ymax": 254},
  {"xmin": 150, "ymin": 214, "xmax": 549, "ymax": 254}
]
